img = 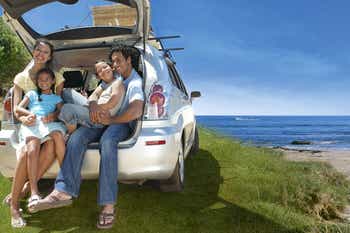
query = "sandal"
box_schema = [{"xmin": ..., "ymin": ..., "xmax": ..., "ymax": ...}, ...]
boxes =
[
  {"xmin": 27, "ymin": 194, "xmax": 42, "ymax": 210},
  {"xmin": 11, "ymin": 215, "xmax": 26, "ymax": 228},
  {"xmin": 2, "ymin": 193, "xmax": 11, "ymax": 207},
  {"xmin": 28, "ymin": 193, "xmax": 72, "ymax": 213},
  {"xmin": 96, "ymin": 210, "xmax": 116, "ymax": 229}
]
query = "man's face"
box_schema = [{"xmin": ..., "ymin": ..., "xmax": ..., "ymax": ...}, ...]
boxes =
[{"xmin": 111, "ymin": 52, "xmax": 131, "ymax": 78}]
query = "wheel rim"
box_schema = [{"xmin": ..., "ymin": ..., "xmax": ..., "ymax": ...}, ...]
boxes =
[{"xmin": 178, "ymin": 145, "xmax": 184, "ymax": 184}]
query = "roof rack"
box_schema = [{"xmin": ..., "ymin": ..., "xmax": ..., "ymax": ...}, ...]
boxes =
[{"xmin": 148, "ymin": 35, "xmax": 184, "ymax": 63}]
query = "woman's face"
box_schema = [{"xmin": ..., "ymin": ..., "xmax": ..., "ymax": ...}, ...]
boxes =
[
  {"xmin": 95, "ymin": 62, "xmax": 114, "ymax": 82},
  {"xmin": 33, "ymin": 42, "xmax": 52, "ymax": 64},
  {"xmin": 37, "ymin": 73, "xmax": 55, "ymax": 92}
]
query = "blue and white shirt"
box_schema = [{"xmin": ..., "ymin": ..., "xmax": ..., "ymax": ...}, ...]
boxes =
[{"xmin": 26, "ymin": 90, "xmax": 62, "ymax": 116}]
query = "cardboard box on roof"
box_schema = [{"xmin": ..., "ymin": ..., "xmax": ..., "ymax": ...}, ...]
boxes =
[{"xmin": 92, "ymin": 4, "xmax": 137, "ymax": 27}]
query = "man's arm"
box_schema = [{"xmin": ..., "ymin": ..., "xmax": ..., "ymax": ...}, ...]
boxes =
[{"xmin": 98, "ymin": 100, "xmax": 144, "ymax": 125}]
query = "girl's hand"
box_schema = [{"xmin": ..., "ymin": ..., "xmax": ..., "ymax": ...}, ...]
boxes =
[
  {"xmin": 21, "ymin": 114, "xmax": 36, "ymax": 126},
  {"xmin": 42, "ymin": 113, "xmax": 56, "ymax": 123},
  {"xmin": 89, "ymin": 102, "xmax": 103, "ymax": 123},
  {"xmin": 97, "ymin": 110, "xmax": 112, "ymax": 125}
]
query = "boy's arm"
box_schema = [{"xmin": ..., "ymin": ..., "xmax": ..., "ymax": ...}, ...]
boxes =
[{"xmin": 98, "ymin": 81, "xmax": 125, "ymax": 110}]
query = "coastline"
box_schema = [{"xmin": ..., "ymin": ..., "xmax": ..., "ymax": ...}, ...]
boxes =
[{"xmin": 275, "ymin": 147, "xmax": 350, "ymax": 180}]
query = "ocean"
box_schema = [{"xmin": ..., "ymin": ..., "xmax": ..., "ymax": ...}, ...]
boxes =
[{"xmin": 196, "ymin": 116, "xmax": 350, "ymax": 151}]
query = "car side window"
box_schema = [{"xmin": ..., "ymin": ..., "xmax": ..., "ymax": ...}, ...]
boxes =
[{"xmin": 167, "ymin": 64, "xmax": 188, "ymax": 97}]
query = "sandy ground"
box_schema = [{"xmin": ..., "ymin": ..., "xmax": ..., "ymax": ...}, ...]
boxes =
[{"xmin": 277, "ymin": 147, "xmax": 350, "ymax": 179}]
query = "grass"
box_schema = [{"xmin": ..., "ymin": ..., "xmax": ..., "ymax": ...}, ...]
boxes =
[{"xmin": 0, "ymin": 128, "xmax": 350, "ymax": 232}]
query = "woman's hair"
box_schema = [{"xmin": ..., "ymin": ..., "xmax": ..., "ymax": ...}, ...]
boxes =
[
  {"xmin": 35, "ymin": 67, "xmax": 56, "ymax": 101},
  {"xmin": 34, "ymin": 39, "xmax": 54, "ymax": 66}
]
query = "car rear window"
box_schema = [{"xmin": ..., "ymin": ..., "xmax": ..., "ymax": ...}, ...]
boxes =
[{"xmin": 22, "ymin": 0, "xmax": 138, "ymax": 36}]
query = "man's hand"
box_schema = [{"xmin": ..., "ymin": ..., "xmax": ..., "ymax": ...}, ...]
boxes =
[
  {"xmin": 98, "ymin": 110, "xmax": 113, "ymax": 125},
  {"xmin": 21, "ymin": 114, "xmax": 36, "ymax": 126},
  {"xmin": 89, "ymin": 102, "xmax": 103, "ymax": 123},
  {"xmin": 42, "ymin": 112, "xmax": 56, "ymax": 123}
]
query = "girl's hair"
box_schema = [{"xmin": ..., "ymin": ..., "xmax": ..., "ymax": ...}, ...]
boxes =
[
  {"xmin": 35, "ymin": 68, "xmax": 56, "ymax": 101},
  {"xmin": 34, "ymin": 39, "xmax": 54, "ymax": 66}
]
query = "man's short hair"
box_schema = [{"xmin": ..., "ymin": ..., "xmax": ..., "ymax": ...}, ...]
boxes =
[
  {"xmin": 109, "ymin": 44, "xmax": 141, "ymax": 72},
  {"xmin": 109, "ymin": 44, "xmax": 134, "ymax": 62}
]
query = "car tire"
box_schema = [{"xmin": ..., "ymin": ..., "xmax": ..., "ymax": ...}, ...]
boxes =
[
  {"xmin": 160, "ymin": 141, "xmax": 184, "ymax": 192},
  {"xmin": 189, "ymin": 127, "xmax": 199, "ymax": 157}
]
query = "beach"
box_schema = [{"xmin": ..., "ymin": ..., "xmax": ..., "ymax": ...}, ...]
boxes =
[{"xmin": 278, "ymin": 148, "xmax": 350, "ymax": 179}]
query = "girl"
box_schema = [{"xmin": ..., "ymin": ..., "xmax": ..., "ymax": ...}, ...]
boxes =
[
  {"xmin": 59, "ymin": 61, "xmax": 124, "ymax": 134},
  {"xmin": 10, "ymin": 68, "xmax": 66, "ymax": 228}
]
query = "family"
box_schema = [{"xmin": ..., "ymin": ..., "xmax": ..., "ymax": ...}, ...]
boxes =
[{"xmin": 4, "ymin": 39, "xmax": 144, "ymax": 229}]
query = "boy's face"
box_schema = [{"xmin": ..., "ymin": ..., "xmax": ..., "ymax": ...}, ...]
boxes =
[
  {"xmin": 37, "ymin": 73, "xmax": 54, "ymax": 91},
  {"xmin": 111, "ymin": 52, "xmax": 131, "ymax": 78},
  {"xmin": 95, "ymin": 62, "xmax": 114, "ymax": 82}
]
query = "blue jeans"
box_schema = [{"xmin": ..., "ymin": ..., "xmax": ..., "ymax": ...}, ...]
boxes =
[
  {"xmin": 62, "ymin": 88, "xmax": 88, "ymax": 105},
  {"xmin": 55, "ymin": 123, "xmax": 132, "ymax": 205},
  {"xmin": 58, "ymin": 103, "xmax": 104, "ymax": 128}
]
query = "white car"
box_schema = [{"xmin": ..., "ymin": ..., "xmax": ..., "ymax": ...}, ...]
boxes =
[{"xmin": 0, "ymin": 0, "xmax": 201, "ymax": 192}]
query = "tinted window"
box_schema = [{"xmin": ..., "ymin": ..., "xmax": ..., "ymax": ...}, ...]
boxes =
[
  {"xmin": 22, "ymin": 0, "xmax": 138, "ymax": 36},
  {"xmin": 167, "ymin": 65, "xmax": 188, "ymax": 96}
]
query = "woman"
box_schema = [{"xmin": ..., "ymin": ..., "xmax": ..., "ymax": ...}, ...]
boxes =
[{"xmin": 5, "ymin": 39, "xmax": 65, "ymax": 228}]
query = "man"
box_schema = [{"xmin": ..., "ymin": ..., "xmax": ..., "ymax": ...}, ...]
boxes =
[{"xmin": 30, "ymin": 44, "xmax": 144, "ymax": 229}]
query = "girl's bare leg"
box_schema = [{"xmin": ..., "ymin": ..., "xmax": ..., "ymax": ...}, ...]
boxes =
[
  {"xmin": 20, "ymin": 140, "xmax": 56, "ymax": 194},
  {"xmin": 10, "ymin": 147, "xmax": 28, "ymax": 218},
  {"xmin": 49, "ymin": 131, "xmax": 66, "ymax": 166},
  {"xmin": 26, "ymin": 137, "xmax": 41, "ymax": 196}
]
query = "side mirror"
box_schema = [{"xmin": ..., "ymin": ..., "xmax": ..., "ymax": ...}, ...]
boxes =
[{"xmin": 191, "ymin": 91, "xmax": 201, "ymax": 99}]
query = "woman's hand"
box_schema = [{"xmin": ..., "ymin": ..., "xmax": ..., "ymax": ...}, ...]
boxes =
[
  {"xmin": 42, "ymin": 113, "xmax": 56, "ymax": 123},
  {"xmin": 20, "ymin": 114, "xmax": 36, "ymax": 126}
]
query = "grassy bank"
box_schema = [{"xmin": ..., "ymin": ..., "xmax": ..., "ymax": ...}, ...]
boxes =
[{"xmin": 0, "ymin": 128, "xmax": 350, "ymax": 233}]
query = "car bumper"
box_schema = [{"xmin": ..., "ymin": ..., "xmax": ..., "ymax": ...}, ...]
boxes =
[{"xmin": 0, "ymin": 126, "xmax": 181, "ymax": 180}]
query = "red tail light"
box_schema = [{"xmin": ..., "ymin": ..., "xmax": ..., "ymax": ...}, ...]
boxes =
[
  {"xmin": 4, "ymin": 98, "xmax": 12, "ymax": 112},
  {"xmin": 146, "ymin": 140, "xmax": 166, "ymax": 146}
]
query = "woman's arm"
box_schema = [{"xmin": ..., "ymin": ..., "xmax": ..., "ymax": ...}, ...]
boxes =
[
  {"xmin": 98, "ymin": 81, "xmax": 125, "ymax": 110},
  {"xmin": 15, "ymin": 96, "xmax": 31, "ymax": 116},
  {"xmin": 13, "ymin": 84, "xmax": 24, "ymax": 119},
  {"xmin": 16, "ymin": 96, "xmax": 37, "ymax": 126},
  {"xmin": 55, "ymin": 82, "xmax": 64, "ymax": 96}
]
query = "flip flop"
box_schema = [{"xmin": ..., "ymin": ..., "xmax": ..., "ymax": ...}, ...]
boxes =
[
  {"xmin": 2, "ymin": 193, "xmax": 11, "ymax": 207},
  {"xmin": 96, "ymin": 210, "xmax": 116, "ymax": 229},
  {"xmin": 28, "ymin": 194, "xmax": 72, "ymax": 213}
]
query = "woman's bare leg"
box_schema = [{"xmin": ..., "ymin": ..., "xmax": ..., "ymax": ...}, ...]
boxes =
[
  {"xmin": 10, "ymin": 147, "xmax": 28, "ymax": 218},
  {"xmin": 49, "ymin": 131, "xmax": 66, "ymax": 166},
  {"xmin": 26, "ymin": 137, "xmax": 41, "ymax": 196}
]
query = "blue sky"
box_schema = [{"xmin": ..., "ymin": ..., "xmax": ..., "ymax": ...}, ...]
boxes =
[{"xmin": 1, "ymin": 1, "xmax": 350, "ymax": 115}]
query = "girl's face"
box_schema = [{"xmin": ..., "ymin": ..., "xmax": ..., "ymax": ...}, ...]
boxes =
[
  {"xmin": 33, "ymin": 42, "xmax": 52, "ymax": 64},
  {"xmin": 95, "ymin": 62, "xmax": 114, "ymax": 83},
  {"xmin": 37, "ymin": 73, "xmax": 55, "ymax": 92}
]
